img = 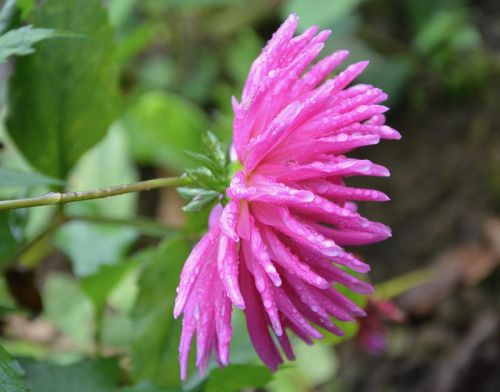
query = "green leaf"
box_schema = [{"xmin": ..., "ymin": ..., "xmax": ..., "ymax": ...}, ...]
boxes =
[
  {"xmin": 268, "ymin": 342, "xmax": 338, "ymax": 392},
  {"xmin": 55, "ymin": 125, "xmax": 138, "ymax": 277},
  {"xmin": 183, "ymin": 132, "xmax": 228, "ymax": 189},
  {"xmin": 15, "ymin": 0, "xmax": 35, "ymax": 20},
  {"xmin": 226, "ymin": 29, "xmax": 262, "ymax": 86},
  {"xmin": 206, "ymin": 365, "xmax": 273, "ymax": 392},
  {"xmin": 0, "ymin": 26, "xmax": 74, "ymax": 64},
  {"xmin": 0, "ymin": 210, "xmax": 26, "ymax": 265},
  {"xmin": 55, "ymin": 221, "xmax": 136, "ymax": 277},
  {"xmin": 202, "ymin": 131, "xmax": 227, "ymax": 172},
  {"xmin": 177, "ymin": 187, "xmax": 206, "ymax": 199},
  {"xmin": 98, "ymin": 264, "xmax": 139, "ymax": 349},
  {"xmin": 6, "ymin": 0, "xmax": 119, "ymax": 179},
  {"xmin": 182, "ymin": 191, "xmax": 218, "ymax": 212},
  {"xmin": 43, "ymin": 273, "xmax": 94, "ymax": 348},
  {"xmin": 80, "ymin": 261, "xmax": 137, "ymax": 314},
  {"xmin": 0, "ymin": 0, "xmax": 17, "ymax": 34},
  {"xmin": 319, "ymin": 270, "xmax": 367, "ymax": 345},
  {"xmin": 21, "ymin": 358, "xmax": 120, "ymax": 392},
  {"xmin": 108, "ymin": 0, "xmax": 137, "ymax": 30},
  {"xmin": 186, "ymin": 167, "xmax": 223, "ymax": 192},
  {"xmin": 413, "ymin": 7, "xmax": 481, "ymax": 56},
  {"xmin": 0, "ymin": 345, "xmax": 29, "ymax": 392},
  {"xmin": 283, "ymin": 0, "xmax": 366, "ymax": 31},
  {"xmin": 183, "ymin": 151, "xmax": 222, "ymax": 180},
  {"xmin": 131, "ymin": 237, "xmax": 191, "ymax": 387},
  {"xmin": 320, "ymin": 319, "xmax": 360, "ymax": 346},
  {"xmin": 122, "ymin": 91, "xmax": 209, "ymax": 173},
  {"xmin": 64, "ymin": 124, "xmax": 138, "ymax": 218},
  {"xmin": 121, "ymin": 384, "xmax": 181, "ymax": 392},
  {"xmin": 0, "ymin": 168, "xmax": 63, "ymax": 188}
]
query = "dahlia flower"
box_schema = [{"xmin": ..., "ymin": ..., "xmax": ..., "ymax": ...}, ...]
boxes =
[{"xmin": 174, "ymin": 13, "xmax": 400, "ymax": 379}]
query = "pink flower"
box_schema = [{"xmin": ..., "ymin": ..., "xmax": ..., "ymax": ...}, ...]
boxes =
[{"xmin": 174, "ymin": 13, "xmax": 400, "ymax": 380}]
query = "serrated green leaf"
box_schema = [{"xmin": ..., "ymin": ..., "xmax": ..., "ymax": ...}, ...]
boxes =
[
  {"xmin": 21, "ymin": 358, "xmax": 120, "ymax": 392},
  {"xmin": 0, "ymin": 25, "xmax": 76, "ymax": 63},
  {"xmin": 131, "ymin": 237, "xmax": 191, "ymax": 387},
  {"xmin": 182, "ymin": 190, "xmax": 218, "ymax": 212},
  {"xmin": 0, "ymin": 167, "xmax": 63, "ymax": 188},
  {"xmin": 206, "ymin": 365, "xmax": 273, "ymax": 392},
  {"xmin": 186, "ymin": 167, "xmax": 223, "ymax": 192},
  {"xmin": 177, "ymin": 187, "xmax": 207, "ymax": 200},
  {"xmin": 183, "ymin": 150, "xmax": 223, "ymax": 180},
  {"xmin": 6, "ymin": 0, "xmax": 119, "ymax": 179},
  {"xmin": 0, "ymin": 345, "xmax": 29, "ymax": 392},
  {"xmin": 202, "ymin": 131, "xmax": 226, "ymax": 170}
]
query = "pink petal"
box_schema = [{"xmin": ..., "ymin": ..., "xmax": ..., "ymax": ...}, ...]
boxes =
[
  {"xmin": 220, "ymin": 200, "xmax": 240, "ymax": 242},
  {"xmin": 217, "ymin": 234, "xmax": 245, "ymax": 308},
  {"xmin": 240, "ymin": 251, "xmax": 283, "ymax": 371},
  {"xmin": 258, "ymin": 223, "xmax": 330, "ymax": 288},
  {"xmin": 215, "ymin": 287, "xmax": 233, "ymax": 366},
  {"xmin": 248, "ymin": 214, "xmax": 282, "ymax": 286},
  {"xmin": 174, "ymin": 227, "xmax": 219, "ymax": 318}
]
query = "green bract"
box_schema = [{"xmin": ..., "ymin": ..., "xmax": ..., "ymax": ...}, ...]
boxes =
[{"xmin": 178, "ymin": 131, "xmax": 233, "ymax": 212}]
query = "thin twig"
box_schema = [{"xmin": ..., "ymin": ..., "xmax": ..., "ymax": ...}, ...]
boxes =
[
  {"xmin": 1, "ymin": 213, "xmax": 68, "ymax": 272},
  {"xmin": 68, "ymin": 213, "xmax": 177, "ymax": 237},
  {"xmin": 0, "ymin": 176, "xmax": 191, "ymax": 211}
]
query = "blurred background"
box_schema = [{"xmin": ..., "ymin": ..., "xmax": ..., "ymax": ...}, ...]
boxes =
[{"xmin": 0, "ymin": 0, "xmax": 499, "ymax": 391}]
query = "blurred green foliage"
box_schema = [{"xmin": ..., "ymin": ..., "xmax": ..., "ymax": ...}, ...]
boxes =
[
  {"xmin": 6, "ymin": 0, "xmax": 119, "ymax": 179},
  {"xmin": 21, "ymin": 357, "xmax": 120, "ymax": 392},
  {"xmin": 0, "ymin": 344, "xmax": 28, "ymax": 392},
  {"xmin": 0, "ymin": 0, "xmax": 494, "ymax": 391}
]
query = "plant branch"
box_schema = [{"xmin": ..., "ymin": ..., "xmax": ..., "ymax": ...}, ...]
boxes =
[
  {"xmin": 68, "ymin": 213, "xmax": 177, "ymax": 237},
  {"xmin": 0, "ymin": 176, "xmax": 191, "ymax": 211},
  {"xmin": 374, "ymin": 267, "xmax": 437, "ymax": 300},
  {"xmin": 1, "ymin": 213, "xmax": 68, "ymax": 272}
]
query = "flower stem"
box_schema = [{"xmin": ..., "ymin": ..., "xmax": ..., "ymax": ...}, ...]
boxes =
[
  {"xmin": 1, "ymin": 213, "xmax": 68, "ymax": 272},
  {"xmin": 68, "ymin": 213, "xmax": 177, "ymax": 237},
  {"xmin": 0, "ymin": 176, "xmax": 191, "ymax": 211}
]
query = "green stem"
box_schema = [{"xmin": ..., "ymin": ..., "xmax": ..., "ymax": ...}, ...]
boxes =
[
  {"xmin": 1, "ymin": 213, "xmax": 68, "ymax": 272},
  {"xmin": 374, "ymin": 267, "xmax": 437, "ymax": 300},
  {"xmin": 68, "ymin": 213, "xmax": 177, "ymax": 237},
  {"xmin": 0, "ymin": 176, "xmax": 191, "ymax": 211},
  {"xmin": 94, "ymin": 306, "xmax": 105, "ymax": 358}
]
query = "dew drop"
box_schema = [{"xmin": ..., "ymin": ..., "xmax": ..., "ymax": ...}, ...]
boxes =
[
  {"xmin": 337, "ymin": 133, "xmax": 348, "ymax": 142},
  {"xmin": 255, "ymin": 278, "xmax": 265, "ymax": 293}
]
